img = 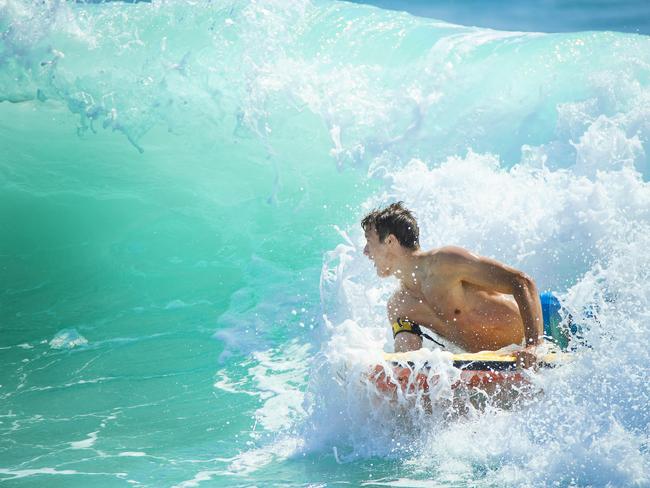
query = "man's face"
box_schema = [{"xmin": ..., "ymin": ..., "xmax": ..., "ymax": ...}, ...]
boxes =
[{"xmin": 363, "ymin": 227, "xmax": 393, "ymax": 277}]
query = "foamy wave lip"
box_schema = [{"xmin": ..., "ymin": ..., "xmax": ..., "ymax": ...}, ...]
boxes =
[
  {"xmin": 49, "ymin": 329, "xmax": 88, "ymax": 350},
  {"xmin": 3, "ymin": 0, "xmax": 642, "ymax": 170}
]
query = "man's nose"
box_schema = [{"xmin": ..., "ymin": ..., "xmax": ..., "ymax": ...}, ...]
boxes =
[{"xmin": 363, "ymin": 244, "xmax": 369, "ymax": 257}]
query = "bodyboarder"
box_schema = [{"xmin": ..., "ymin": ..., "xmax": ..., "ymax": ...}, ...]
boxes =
[{"xmin": 362, "ymin": 202, "xmax": 547, "ymax": 368}]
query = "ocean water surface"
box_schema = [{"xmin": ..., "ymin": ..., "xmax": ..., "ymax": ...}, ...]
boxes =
[
  {"xmin": 352, "ymin": 0, "xmax": 650, "ymax": 34},
  {"xmin": 1, "ymin": 0, "xmax": 649, "ymax": 486}
]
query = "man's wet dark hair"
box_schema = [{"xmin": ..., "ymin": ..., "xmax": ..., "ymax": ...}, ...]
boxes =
[{"xmin": 361, "ymin": 201, "xmax": 419, "ymax": 250}]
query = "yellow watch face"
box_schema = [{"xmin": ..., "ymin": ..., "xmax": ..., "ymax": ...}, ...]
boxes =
[{"xmin": 392, "ymin": 319, "xmax": 414, "ymax": 336}]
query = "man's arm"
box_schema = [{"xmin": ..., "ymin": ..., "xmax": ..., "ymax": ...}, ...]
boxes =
[
  {"xmin": 387, "ymin": 290, "xmax": 423, "ymax": 353},
  {"xmin": 436, "ymin": 247, "xmax": 543, "ymax": 348}
]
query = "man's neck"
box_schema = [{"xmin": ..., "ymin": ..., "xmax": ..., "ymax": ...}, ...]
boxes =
[{"xmin": 392, "ymin": 251, "xmax": 421, "ymax": 293}]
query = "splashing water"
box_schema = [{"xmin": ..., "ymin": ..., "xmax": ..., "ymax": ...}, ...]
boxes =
[{"xmin": 1, "ymin": 0, "xmax": 649, "ymax": 486}]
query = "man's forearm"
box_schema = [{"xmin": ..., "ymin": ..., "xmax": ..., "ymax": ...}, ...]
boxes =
[{"xmin": 513, "ymin": 277, "xmax": 543, "ymax": 346}]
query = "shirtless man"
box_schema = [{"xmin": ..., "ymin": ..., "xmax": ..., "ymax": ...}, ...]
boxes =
[{"xmin": 362, "ymin": 202, "xmax": 543, "ymax": 368}]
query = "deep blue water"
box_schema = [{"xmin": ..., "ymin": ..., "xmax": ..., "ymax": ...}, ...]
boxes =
[{"xmin": 354, "ymin": 0, "xmax": 650, "ymax": 34}]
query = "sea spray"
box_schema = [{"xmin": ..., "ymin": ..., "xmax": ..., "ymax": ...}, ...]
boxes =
[
  {"xmin": 307, "ymin": 150, "xmax": 650, "ymax": 484},
  {"xmin": 1, "ymin": 0, "xmax": 649, "ymax": 486}
]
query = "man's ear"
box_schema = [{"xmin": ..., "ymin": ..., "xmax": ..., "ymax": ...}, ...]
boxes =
[{"xmin": 386, "ymin": 234, "xmax": 397, "ymax": 247}]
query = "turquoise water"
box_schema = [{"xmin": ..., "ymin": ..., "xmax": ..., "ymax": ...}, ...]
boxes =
[{"xmin": 1, "ymin": 1, "xmax": 649, "ymax": 486}]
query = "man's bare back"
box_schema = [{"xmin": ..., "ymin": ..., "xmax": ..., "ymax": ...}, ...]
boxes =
[{"xmin": 361, "ymin": 203, "xmax": 543, "ymax": 366}]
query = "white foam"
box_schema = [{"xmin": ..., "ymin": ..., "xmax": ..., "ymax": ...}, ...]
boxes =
[
  {"xmin": 213, "ymin": 371, "xmax": 257, "ymax": 396},
  {"xmin": 0, "ymin": 468, "xmax": 79, "ymax": 480},
  {"xmin": 227, "ymin": 436, "xmax": 302, "ymax": 475},
  {"xmin": 249, "ymin": 341, "xmax": 309, "ymax": 431},
  {"xmin": 308, "ymin": 142, "xmax": 650, "ymax": 483},
  {"xmin": 49, "ymin": 329, "xmax": 88, "ymax": 350},
  {"xmin": 69, "ymin": 431, "xmax": 98, "ymax": 449},
  {"xmin": 172, "ymin": 470, "xmax": 223, "ymax": 488}
]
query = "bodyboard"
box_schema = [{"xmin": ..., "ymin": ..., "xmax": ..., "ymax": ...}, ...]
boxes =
[{"xmin": 371, "ymin": 349, "xmax": 571, "ymax": 394}]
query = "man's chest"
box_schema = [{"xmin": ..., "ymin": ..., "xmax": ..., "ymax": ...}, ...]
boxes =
[
  {"xmin": 392, "ymin": 280, "xmax": 465, "ymax": 320},
  {"xmin": 420, "ymin": 277, "xmax": 466, "ymax": 311}
]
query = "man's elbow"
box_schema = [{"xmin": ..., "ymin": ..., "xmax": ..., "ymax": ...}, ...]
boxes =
[{"xmin": 512, "ymin": 273, "xmax": 538, "ymax": 297}]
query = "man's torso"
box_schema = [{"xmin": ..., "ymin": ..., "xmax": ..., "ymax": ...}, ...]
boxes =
[{"xmin": 387, "ymin": 254, "xmax": 525, "ymax": 352}]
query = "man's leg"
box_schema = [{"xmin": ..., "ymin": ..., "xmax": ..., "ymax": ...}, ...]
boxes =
[{"xmin": 540, "ymin": 291, "xmax": 571, "ymax": 350}]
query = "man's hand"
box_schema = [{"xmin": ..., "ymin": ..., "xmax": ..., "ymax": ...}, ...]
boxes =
[{"xmin": 514, "ymin": 345, "xmax": 539, "ymax": 369}]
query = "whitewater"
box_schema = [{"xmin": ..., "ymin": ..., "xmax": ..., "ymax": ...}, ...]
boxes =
[{"xmin": 1, "ymin": 0, "xmax": 649, "ymax": 486}]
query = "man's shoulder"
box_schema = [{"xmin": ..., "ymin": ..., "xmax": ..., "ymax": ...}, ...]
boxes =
[
  {"xmin": 422, "ymin": 246, "xmax": 476, "ymax": 266},
  {"xmin": 416, "ymin": 247, "xmax": 482, "ymax": 282}
]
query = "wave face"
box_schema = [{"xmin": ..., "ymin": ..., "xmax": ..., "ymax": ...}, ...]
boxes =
[{"xmin": 1, "ymin": 0, "xmax": 649, "ymax": 486}]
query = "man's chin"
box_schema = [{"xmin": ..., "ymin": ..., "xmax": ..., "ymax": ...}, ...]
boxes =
[{"xmin": 376, "ymin": 267, "xmax": 391, "ymax": 278}]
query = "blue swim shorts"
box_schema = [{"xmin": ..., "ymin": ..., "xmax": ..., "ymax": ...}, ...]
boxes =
[
  {"xmin": 540, "ymin": 291, "xmax": 581, "ymax": 350},
  {"xmin": 539, "ymin": 291, "xmax": 569, "ymax": 350}
]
